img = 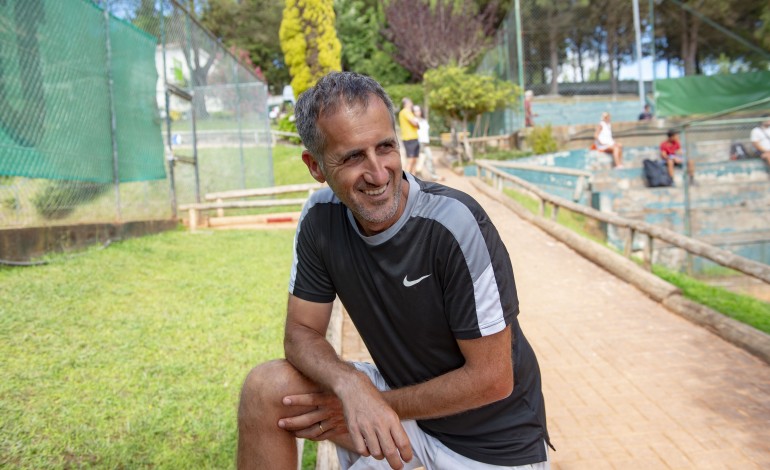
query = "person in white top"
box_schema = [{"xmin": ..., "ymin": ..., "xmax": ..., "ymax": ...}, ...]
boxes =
[
  {"xmin": 750, "ymin": 115, "xmax": 770, "ymax": 163},
  {"xmin": 593, "ymin": 112, "xmax": 623, "ymax": 168},
  {"xmin": 413, "ymin": 105, "xmax": 443, "ymax": 181}
]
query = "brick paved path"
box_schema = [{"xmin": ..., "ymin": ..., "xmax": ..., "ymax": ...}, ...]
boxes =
[{"xmin": 340, "ymin": 166, "xmax": 770, "ymax": 469}]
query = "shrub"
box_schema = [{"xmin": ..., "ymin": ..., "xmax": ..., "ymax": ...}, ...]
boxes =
[
  {"xmin": 277, "ymin": 115, "xmax": 302, "ymax": 145},
  {"xmin": 529, "ymin": 125, "xmax": 558, "ymax": 154},
  {"xmin": 385, "ymin": 83, "xmax": 424, "ymax": 109},
  {"xmin": 32, "ymin": 180, "xmax": 110, "ymax": 219},
  {"xmin": 280, "ymin": 0, "xmax": 342, "ymax": 97}
]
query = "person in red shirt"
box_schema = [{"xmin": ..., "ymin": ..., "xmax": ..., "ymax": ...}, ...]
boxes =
[{"xmin": 660, "ymin": 129, "xmax": 695, "ymax": 183}]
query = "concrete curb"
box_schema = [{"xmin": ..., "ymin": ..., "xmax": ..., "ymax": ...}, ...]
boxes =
[{"xmin": 470, "ymin": 177, "xmax": 770, "ymax": 365}]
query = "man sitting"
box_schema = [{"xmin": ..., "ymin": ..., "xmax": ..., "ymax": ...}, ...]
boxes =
[
  {"xmin": 660, "ymin": 129, "xmax": 695, "ymax": 184},
  {"xmin": 236, "ymin": 72, "xmax": 552, "ymax": 470}
]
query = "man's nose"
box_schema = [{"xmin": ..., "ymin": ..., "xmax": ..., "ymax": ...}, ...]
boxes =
[{"xmin": 363, "ymin": 153, "xmax": 389, "ymax": 184}]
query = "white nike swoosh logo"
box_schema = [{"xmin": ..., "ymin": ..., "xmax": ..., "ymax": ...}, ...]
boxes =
[{"xmin": 403, "ymin": 274, "xmax": 431, "ymax": 287}]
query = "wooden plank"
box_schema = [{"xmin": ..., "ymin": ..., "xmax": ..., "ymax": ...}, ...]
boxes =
[
  {"xmin": 314, "ymin": 300, "xmax": 345, "ymax": 470},
  {"xmin": 188, "ymin": 208, "xmax": 198, "ymax": 232},
  {"xmin": 205, "ymin": 183, "xmax": 326, "ymax": 201},
  {"xmin": 208, "ymin": 212, "xmax": 301, "ymax": 227},
  {"xmin": 179, "ymin": 198, "xmax": 307, "ymax": 211}
]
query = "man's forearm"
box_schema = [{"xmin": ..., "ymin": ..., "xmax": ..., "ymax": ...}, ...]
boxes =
[
  {"xmin": 382, "ymin": 329, "xmax": 514, "ymax": 421},
  {"xmin": 284, "ymin": 323, "xmax": 360, "ymax": 393},
  {"xmin": 382, "ymin": 365, "xmax": 511, "ymax": 421}
]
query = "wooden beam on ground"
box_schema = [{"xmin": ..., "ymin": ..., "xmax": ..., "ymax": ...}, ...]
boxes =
[
  {"xmin": 179, "ymin": 198, "xmax": 307, "ymax": 211},
  {"xmin": 205, "ymin": 183, "xmax": 326, "ymax": 201}
]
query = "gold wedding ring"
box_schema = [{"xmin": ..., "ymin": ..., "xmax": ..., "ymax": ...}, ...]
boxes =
[{"xmin": 319, "ymin": 423, "xmax": 324, "ymax": 433}]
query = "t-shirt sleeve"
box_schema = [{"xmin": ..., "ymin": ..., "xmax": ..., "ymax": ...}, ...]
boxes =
[
  {"xmin": 437, "ymin": 195, "xmax": 518, "ymax": 340},
  {"xmin": 289, "ymin": 209, "xmax": 337, "ymax": 304}
]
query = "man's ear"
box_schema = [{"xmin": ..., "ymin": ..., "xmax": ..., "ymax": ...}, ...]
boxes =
[{"xmin": 301, "ymin": 150, "xmax": 326, "ymax": 183}]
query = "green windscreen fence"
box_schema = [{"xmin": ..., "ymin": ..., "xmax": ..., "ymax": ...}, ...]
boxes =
[
  {"xmin": 0, "ymin": 0, "xmax": 164, "ymax": 183},
  {"xmin": 655, "ymin": 71, "xmax": 770, "ymax": 118}
]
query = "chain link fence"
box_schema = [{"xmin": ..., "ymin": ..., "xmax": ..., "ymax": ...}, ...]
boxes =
[{"xmin": 0, "ymin": 0, "xmax": 271, "ymax": 230}]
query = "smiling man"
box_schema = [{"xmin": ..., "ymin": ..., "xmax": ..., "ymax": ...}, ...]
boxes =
[{"xmin": 237, "ymin": 72, "xmax": 551, "ymax": 470}]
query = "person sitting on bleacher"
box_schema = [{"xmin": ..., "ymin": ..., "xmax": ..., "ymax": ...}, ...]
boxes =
[
  {"xmin": 594, "ymin": 112, "xmax": 624, "ymax": 168},
  {"xmin": 660, "ymin": 129, "xmax": 695, "ymax": 184},
  {"xmin": 750, "ymin": 115, "xmax": 770, "ymax": 164}
]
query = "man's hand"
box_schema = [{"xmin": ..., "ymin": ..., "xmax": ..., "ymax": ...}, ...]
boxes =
[
  {"xmin": 278, "ymin": 391, "xmax": 347, "ymax": 441},
  {"xmin": 277, "ymin": 378, "xmax": 414, "ymax": 469},
  {"xmin": 336, "ymin": 374, "xmax": 413, "ymax": 469}
]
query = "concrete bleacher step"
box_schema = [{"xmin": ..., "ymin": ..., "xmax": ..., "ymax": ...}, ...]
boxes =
[
  {"xmin": 611, "ymin": 179, "xmax": 770, "ymax": 209},
  {"xmin": 508, "ymin": 144, "xmax": 770, "ymax": 266},
  {"xmin": 592, "ymin": 159, "xmax": 769, "ymax": 192}
]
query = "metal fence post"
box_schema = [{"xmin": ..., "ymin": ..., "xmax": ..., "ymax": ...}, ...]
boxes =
[
  {"xmin": 103, "ymin": 0, "xmax": 121, "ymax": 222},
  {"xmin": 185, "ymin": 13, "xmax": 201, "ymax": 203},
  {"xmin": 514, "ymin": 0, "xmax": 525, "ymax": 131},
  {"xmin": 233, "ymin": 62, "xmax": 246, "ymax": 189},
  {"xmin": 160, "ymin": 1, "xmax": 177, "ymax": 219}
]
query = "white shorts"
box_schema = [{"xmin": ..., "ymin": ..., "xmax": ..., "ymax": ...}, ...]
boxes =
[{"xmin": 336, "ymin": 362, "xmax": 550, "ymax": 470}]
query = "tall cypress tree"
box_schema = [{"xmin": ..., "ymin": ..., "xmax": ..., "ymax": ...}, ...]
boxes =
[{"xmin": 279, "ymin": 0, "xmax": 342, "ymax": 97}]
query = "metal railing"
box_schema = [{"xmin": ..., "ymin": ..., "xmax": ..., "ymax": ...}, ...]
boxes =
[{"xmin": 474, "ymin": 160, "xmax": 770, "ymax": 284}]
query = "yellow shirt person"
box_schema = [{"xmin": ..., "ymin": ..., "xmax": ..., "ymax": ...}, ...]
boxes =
[
  {"xmin": 399, "ymin": 106, "xmax": 419, "ymax": 141},
  {"xmin": 399, "ymin": 98, "xmax": 420, "ymax": 174}
]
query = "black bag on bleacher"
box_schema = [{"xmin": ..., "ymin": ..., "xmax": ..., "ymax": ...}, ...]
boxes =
[
  {"xmin": 643, "ymin": 159, "xmax": 673, "ymax": 187},
  {"xmin": 729, "ymin": 143, "xmax": 752, "ymax": 160}
]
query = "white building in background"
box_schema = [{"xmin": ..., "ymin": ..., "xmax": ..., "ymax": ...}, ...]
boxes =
[{"xmin": 154, "ymin": 43, "xmax": 225, "ymax": 118}]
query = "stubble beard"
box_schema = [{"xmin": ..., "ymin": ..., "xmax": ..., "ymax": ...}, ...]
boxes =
[{"xmin": 352, "ymin": 175, "xmax": 402, "ymax": 227}]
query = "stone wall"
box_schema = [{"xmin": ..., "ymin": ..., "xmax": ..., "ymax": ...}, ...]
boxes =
[{"xmin": 0, "ymin": 219, "xmax": 177, "ymax": 263}]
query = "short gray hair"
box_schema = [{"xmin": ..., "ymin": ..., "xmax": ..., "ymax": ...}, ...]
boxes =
[{"xmin": 295, "ymin": 72, "xmax": 395, "ymax": 166}]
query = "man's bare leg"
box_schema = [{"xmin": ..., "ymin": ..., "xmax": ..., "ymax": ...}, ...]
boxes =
[{"xmin": 237, "ymin": 359, "xmax": 319, "ymax": 470}]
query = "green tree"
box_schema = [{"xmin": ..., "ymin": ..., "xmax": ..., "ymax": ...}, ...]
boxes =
[
  {"xmin": 654, "ymin": 0, "xmax": 768, "ymax": 76},
  {"xmin": 334, "ymin": 0, "xmax": 410, "ymax": 85},
  {"xmin": 759, "ymin": 4, "xmax": 770, "ymax": 51},
  {"xmin": 279, "ymin": 0, "xmax": 342, "ymax": 97},
  {"xmin": 532, "ymin": 0, "xmax": 588, "ymax": 95},
  {"xmin": 202, "ymin": 0, "xmax": 289, "ymax": 94},
  {"xmin": 424, "ymin": 65, "xmax": 519, "ymax": 160}
]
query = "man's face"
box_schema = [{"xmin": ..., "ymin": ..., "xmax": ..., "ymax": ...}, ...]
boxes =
[
  {"xmin": 670, "ymin": 133, "xmax": 679, "ymax": 143},
  {"xmin": 763, "ymin": 120, "xmax": 770, "ymax": 128},
  {"xmin": 302, "ymin": 98, "xmax": 405, "ymax": 236}
]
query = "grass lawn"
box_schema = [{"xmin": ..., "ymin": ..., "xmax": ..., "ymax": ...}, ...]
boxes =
[
  {"xmin": 0, "ymin": 144, "xmax": 318, "ymax": 468},
  {"xmin": 0, "ymin": 228, "xmax": 295, "ymax": 468}
]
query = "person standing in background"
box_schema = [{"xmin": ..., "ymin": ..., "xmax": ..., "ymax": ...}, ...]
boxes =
[
  {"xmin": 398, "ymin": 98, "xmax": 420, "ymax": 175},
  {"xmin": 413, "ymin": 105, "xmax": 443, "ymax": 181},
  {"xmin": 524, "ymin": 90, "xmax": 536, "ymax": 127}
]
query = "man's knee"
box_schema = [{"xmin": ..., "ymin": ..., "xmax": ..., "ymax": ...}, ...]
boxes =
[{"xmin": 238, "ymin": 360, "xmax": 303, "ymax": 424}]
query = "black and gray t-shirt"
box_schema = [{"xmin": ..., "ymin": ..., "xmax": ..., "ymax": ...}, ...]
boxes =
[{"xmin": 289, "ymin": 173, "xmax": 549, "ymax": 466}]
